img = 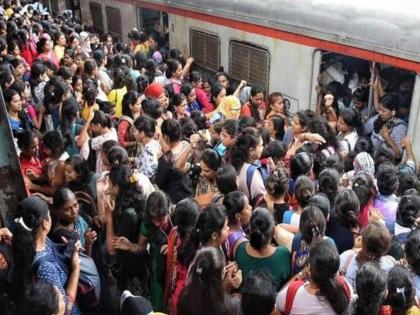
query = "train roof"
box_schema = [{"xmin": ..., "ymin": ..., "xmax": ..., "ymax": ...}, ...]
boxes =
[{"xmin": 149, "ymin": 0, "xmax": 420, "ymax": 63}]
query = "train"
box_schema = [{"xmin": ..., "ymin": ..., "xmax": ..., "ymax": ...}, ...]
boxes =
[{"xmin": 77, "ymin": 0, "xmax": 420, "ymax": 156}]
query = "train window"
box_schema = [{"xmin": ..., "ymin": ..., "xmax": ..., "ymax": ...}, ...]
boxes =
[
  {"xmin": 140, "ymin": 8, "xmax": 168, "ymax": 33},
  {"xmin": 89, "ymin": 2, "xmax": 104, "ymax": 34},
  {"xmin": 229, "ymin": 41, "xmax": 270, "ymax": 89},
  {"xmin": 189, "ymin": 29, "xmax": 220, "ymax": 72},
  {"xmin": 105, "ymin": 6, "xmax": 122, "ymax": 38},
  {"xmin": 319, "ymin": 52, "xmax": 415, "ymax": 124}
]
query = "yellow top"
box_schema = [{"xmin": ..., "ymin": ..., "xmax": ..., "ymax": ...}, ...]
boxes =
[
  {"xmin": 54, "ymin": 45, "xmax": 65, "ymax": 62},
  {"xmin": 107, "ymin": 86, "xmax": 127, "ymax": 119},
  {"xmin": 81, "ymin": 103, "xmax": 100, "ymax": 122},
  {"xmin": 134, "ymin": 42, "xmax": 150, "ymax": 55}
]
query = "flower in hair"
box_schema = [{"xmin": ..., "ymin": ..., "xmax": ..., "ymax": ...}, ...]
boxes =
[
  {"xmin": 196, "ymin": 266, "xmax": 203, "ymax": 274},
  {"xmin": 129, "ymin": 173, "xmax": 138, "ymax": 184}
]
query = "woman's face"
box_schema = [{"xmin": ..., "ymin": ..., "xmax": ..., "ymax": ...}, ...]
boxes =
[
  {"xmin": 240, "ymin": 196, "xmax": 252, "ymax": 225},
  {"xmin": 74, "ymin": 78, "xmax": 83, "ymax": 92},
  {"xmin": 58, "ymin": 34, "xmax": 66, "ymax": 46},
  {"xmin": 202, "ymin": 81, "xmax": 211, "ymax": 95},
  {"xmin": 157, "ymin": 92, "xmax": 168, "ymax": 109},
  {"xmin": 151, "ymin": 214, "xmax": 169, "ymax": 228},
  {"xmin": 214, "ymin": 88, "xmax": 226, "ymax": 107},
  {"xmin": 23, "ymin": 82, "xmax": 31, "ymax": 100},
  {"xmin": 8, "ymin": 94, "xmax": 22, "ymax": 112},
  {"xmin": 220, "ymin": 128, "xmax": 236, "ymax": 147},
  {"xmin": 217, "ymin": 75, "xmax": 229, "ymax": 89},
  {"xmin": 270, "ymin": 96, "xmax": 284, "ymax": 114},
  {"xmin": 64, "ymin": 164, "xmax": 79, "ymax": 183},
  {"xmin": 264, "ymin": 118, "xmax": 276, "ymax": 137},
  {"xmin": 337, "ymin": 116, "xmax": 350, "ymax": 133},
  {"xmin": 71, "ymin": 38, "xmax": 79, "ymax": 49},
  {"xmin": 173, "ymin": 63, "xmax": 183, "ymax": 80},
  {"xmin": 200, "ymin": 160, "xmax": 216, "ymax": 181},
  {"xmin": 107, "ymin": 180, "xmax": 120, "ymax": 198},
  {"xmin": 75, "ymin": 55, "xmax": 84, "ymax": 68},
  {"xmin": 14, "ymin": 63, "xmax": 26, "ymax": 78},
  {"xmin": 130, "ymin": 96, "xmax": 142, "ymax": 115},
  {"xmin": 379, "ymin": 104, "xmax": 393, "ymax": 122},
  {"xmin": 193, "ymin": 78, "xmax": 203, "ymax": 89},
  {"xmin": 63, "ymin": 53, "xmax": 73, "ymax": 66},
  {"xmin": 42, "ymin": 39, "xmax": 52, "ymax": 52},
  {"xmin": 214, "ymin": 219, "xmax": 229, "ymax": 246},
  {"xmin": 24, "ymin": 136, "xmax": 39, "ymax": 157},
  {"xmin": 291, "ymin": 114, "xmax": 305, "ymax": 135},
  {"xmin": 12, "ymin": 45, "xmax": 20, "ymax": 56},
  {"xmin": 251, "ymin": 92, "xmax": 264, "ymax": 107},
  {"xmin": 250, "ymin": 137, "xmax": 264, "ymax": 160},
  {"xmin": 187, "ymin": 88, "xmax": 196, "ymax": 104},
  {"xmin": 323, "ymin": 93, "xmax": 334, "ymax": 107},
  {"xmin": 175, "ymin": 98, "xmax": 188, "ymax": 116},
  {"xmin": 57, "ymin": 195, "xmax": 79, "ymax": 225}
]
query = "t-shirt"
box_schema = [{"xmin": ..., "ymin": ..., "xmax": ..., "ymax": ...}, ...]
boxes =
[
  {"xmin": 238, "ymin": 162, "xmax": 267, "ymax": 200},
  {"xmin": 136, "ymin": 139, "xmax": 161, "ymax": 179},
  {"xmin": 276, "ymin": 278, "xmax": 353, "ymax": 315},
  {"xmin": 107, "ymin": 86, "xmax": 127, "ymax": 118},
  {"xmin": 326, "ymin": 215, "xmax": 354, "ymax": 254},
  {"xmin": 339, "ymin": 249, "xmax": 396, "ymax": 288},
  {"xmin": 338, "ymin": 130, "xmax": 358, "ymax": 155},
  {"xmin": 80, "ymin": 129, "xmax": 118, "ymax": 173},
  {"xmin": 283, "ymin": 210, "xmax": 301, "ymax": 227},
  {"xmin": 234, "ymin": 241, "xmax": 290, "ymax": 289},
  {"xmin": 373, "ymin": 193, "xmax": 399, "ymax": 226}
]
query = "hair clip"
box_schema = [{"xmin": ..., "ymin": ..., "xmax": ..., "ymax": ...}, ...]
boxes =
[
  {"xmin": 396, "ymin": 287, "xmax": 405, "ymax": 294},
  {"xmin": 353, "ymin": 183, "xmax": 359, "ymax": 187},
  {"xmin": 129, "ymin": 173, "xmax": 138, "ymax": 184},
  {"xmin": 15, "ymin": 217, "xmax": 32, "ymax": 232},
  {"xmin": 112, "ymin": 159, "xmax": 119, "ymax": 165},
  {"xmin": 196, "ymin": 266, "xmax": 203, "ymax": 274}
]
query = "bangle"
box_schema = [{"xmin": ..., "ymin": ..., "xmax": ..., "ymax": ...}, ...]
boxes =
[{"xmin": 66, "ymin": 293, "xmax": 75, "ymax": 304}]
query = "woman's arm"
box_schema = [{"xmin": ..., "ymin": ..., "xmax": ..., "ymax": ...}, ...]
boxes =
[{"xmin": 233, "ymin": 80, "xmax": 247, "ymax": 98}]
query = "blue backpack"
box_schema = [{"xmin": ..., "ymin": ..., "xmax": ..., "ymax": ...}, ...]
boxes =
[
  {"xmin": 33, "ymin": 239, "xmax": 101, "ymax": 311},
  {"xmin": 246, "ymin": 162, "xmax": 269, "ymax": 206}
]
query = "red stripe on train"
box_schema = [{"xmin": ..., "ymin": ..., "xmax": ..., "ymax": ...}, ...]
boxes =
[{"xmin": 118, "ymin": 0, "xmax": 420, "ymax": 72}]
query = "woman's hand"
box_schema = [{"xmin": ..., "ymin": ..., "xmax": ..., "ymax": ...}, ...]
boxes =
[
  {"xmin": 71, "ymin": 241, "xmax": 81, "ymax": 273},
  {"xmin": 84, "ymin": 228, "xmax": 98, "ymax": 247},
  {"xmin": 160, "ymin": 244, "xmax": 168, "ymax": 255},
  {"xmin": 0, "ymin": 228, "xmax": 12, "ymax": 243},
  {"xmin": 112, "ymin": 236, "xmax": 132, "ymax": 251},
  {"xmin": 368, "ymin": 208, "xmax": 384, "ymax": 223},
  {"xmin": 190, "ymin": 134, "xmax": 201, "ymax": 149}
]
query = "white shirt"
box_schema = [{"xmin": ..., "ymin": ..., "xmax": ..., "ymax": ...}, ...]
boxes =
[{"xmin": 338, "ymin": 130, "xmax": 358, "ymax": 154}]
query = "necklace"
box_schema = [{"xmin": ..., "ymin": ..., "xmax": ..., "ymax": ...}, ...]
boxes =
[{"xmin": 159, "ymin": 217, "xmax": 173, "ymax": 240}]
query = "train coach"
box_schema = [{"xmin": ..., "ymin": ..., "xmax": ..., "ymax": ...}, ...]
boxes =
[{"xmin": 76, "ymin": 0, "xmax": 420, "ymax": 159}]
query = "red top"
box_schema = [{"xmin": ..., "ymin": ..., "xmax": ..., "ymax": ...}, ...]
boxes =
[
  {"xmin": 19, "ymin": 154, "xmax": 44, "ymax": 176},
  {"xmin": 37, "ymin": 51, "xmax": 60, "ymax": 68},
  {"xmin": 117, "ymin": 119, "xmax": 132, "ymax": 148},
  {"xmin": 196, "ymin": 87, "xmax": 214, "ymax": 113},
  {"xmin": 20, "ymin": 41, "xmax": 38, "ymax": 66}
]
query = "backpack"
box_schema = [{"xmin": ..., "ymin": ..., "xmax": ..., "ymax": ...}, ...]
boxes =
[
  {"xmin": 284, "ymin": 276, "xmax": 351, "ymax": 315},
  {"xmin": 246, "ymin": 163, "xmax": 269, "ymax": 206},
  {"xmin": 74, "ymin": 190, "xmax": 100, "ymax": 230},
  {"xmin": 32, "ymin": 240, "xmax": 101, "ymax": 311}
]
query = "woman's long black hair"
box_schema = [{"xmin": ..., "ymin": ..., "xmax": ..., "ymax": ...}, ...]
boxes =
[{"xmin": 309, "ymin": 239, "xmax": 351, "ymax": 314}]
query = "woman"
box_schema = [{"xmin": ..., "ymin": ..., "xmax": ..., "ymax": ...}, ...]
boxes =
[
  {"xmin": 36, "ymin": 37, "xmax": 59, "ymax": 68},
  {"xmin": 17, "ymin": 130, "xmax": 46, "ymax": 189},
  {"xmin": 231, "ymin": 127, "xmax": 267, "ymax": 202},
  {"xmin": 189, "ymin": 71, "xmax": 213, "ymax": 113},
  {"xmin": 42, "ymin": 77, "xmax": 71, "ymax": 129},
  {"xmin": 166, "ymin": 59, "xmax": 183, "ymax": 95},
  {"xmin": 235, "ymin": 208, "xmax": 290, "ymax": 289},
  {"xmin": 18, "ymin": 281, "xmax": 65, "ymax": 315},
  {"xmin": 25, "ymin": 131, "xmax": 67, "ymax": 196},
  {"xmin": 208, "ymin": 95, "xmax": 241, "ymax": 124},
  {"xmin": 64, "ymin": 156, "xmax": 100, "ymax": 227},
  {"xmin": 352, "ymin": 263, "xmax": 389, "ymax": 315},
  {"xmin": 108, "ymin": 68, "xmax": 129, "ymax": 119},
  {"xmin": 352, "ymin": 171, "xmax": 377, "ymax": 227},
  {"xmin": 133, "ymin": 115, "xmax": 161, "ymax": 179},
  {"xmin": 50, "ymin": 188, "xmax": 96, "ymax": 254},
  {"xmin": 10, "ymin": 58, "xmax": 27, "ymax": 81},
  {"xmin": 11, "ymin": 196, "xmax": 82, "ymax": 315},
  {"xmin": 178, "ymin": 247, "xmax": 241, "ymax": 315},
  {"xmin": 53, "ymin": 32, "xmax": 66, "ymax": 62},
  {"xmin": 266, "ymin": 92, "xmax": 288, "ymax": 123},
  {"xmin": 29, "ymin": 61, "xmax": 48, "ymax": 108},
  {"xmin": 118, "ymin": 90, "xmax": 142, "ymax": 152},
  {"xmin": 340, "ymin": 222, "xmax": 396, "ymax": 288},
  {"xmin": 209, "ymin": 82, "xmax": 226, "ymax": 113},
  {"xmin": 181, "ymin": 80, "xmax": 200, "ymax": 113},
  {"xmin": 223, "ymin": 191, "xmax": 252, "ymax": 260},
  {"xmin": 171, "ymin": 93, "xmax": 189, "ymax": 120},
  {"xmin": 385, "ymin": 266, "xmax": 420, "ymax": 315},
  {"xmin": 405, "ymin": 230, "xmax": 420, "ymax": 300},
  {"xmin": 164, "ymin": 199, "xmax": 201, "ymax": 315},
  {"xmin": 104, "ymin": 164, "xmax": 148, "ymax": 295},
  {"xmin": 60, "ymin": 97, "xmax": 83, "ymax": 156},
  {"xmin": 72, "ymin": 75, "xmax": 83, "ymax": 106},
  {"xmin": 241, "ymin": 84, "xmax": 266, "ymax": 124},
  {"xmin": 5, "ymin": 88, "xmax": 32, "ymax": 136},
  {"xmin": 155, "ymin": 119, "xmax": 196, "ymax": 203},
  {"xmin": 10, "ymin": 80, "xmax": 40, "ymax": 130},
  {"xmin": 337, "ymin": 108, "xmax": 362, "ymax": 157},
  {"xmin": 264, "ymin": 115, "xmax": 285, "ymax": 142},
  {"xmin": 276, "ymin": 239, "xmax": 352, "ymax": 315},
  {"xmin": 79, "ymin": 110, "xmax": 118, "ymax": 174},
  {"xmin": 326, "ymin": 189, "xmax": 361, "ymax": 254},
  {"xmin": 216, "ymin": 119, "xmax": 240, "ymax": 160},
  {"xmin": 195, "ymin": 149, "xmax": 222, "ymax": 207}
]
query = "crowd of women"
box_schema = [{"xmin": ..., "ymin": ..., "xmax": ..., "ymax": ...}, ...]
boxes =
[{"xmin": 0, "ymin": 1, "xmax": 419, "ymax": 315}]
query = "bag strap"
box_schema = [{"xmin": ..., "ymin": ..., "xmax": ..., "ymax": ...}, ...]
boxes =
[
  {"xmin": 284, "ymin": 279, "xmax": 305, "ymax": 315},
  {"xmin": 120, "ymin": 115, "xmax": 134, "ymax": 126},
  {"xmin": 341, "ymin": 250, "xmax": 357, "ymax": 276},
  {"xmin": 336, "ymin": 276, "xmax": 351, "ymax": 302},
  {"xmin": 74, "ymin": 190, "xmax": 99, "ymax": 217},
  {"xmin": 246, "ymin": 164, "xmax": 258, "ymax": 196}
]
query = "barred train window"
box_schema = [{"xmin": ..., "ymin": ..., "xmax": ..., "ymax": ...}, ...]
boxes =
[
  {"xmin": 89, "ymin": 2, "xmax": 104, "ymax": 34},
  {"xmin": 105, "ymin": 7, "xmax": 122, "ymax": 38},
  {"xmin": 229, "ymin": 41, "xmax": 270, "ymax": 89},
  {"xmin": 189, "ymin": 29, "xmax": 220, "ymax": 72}
]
